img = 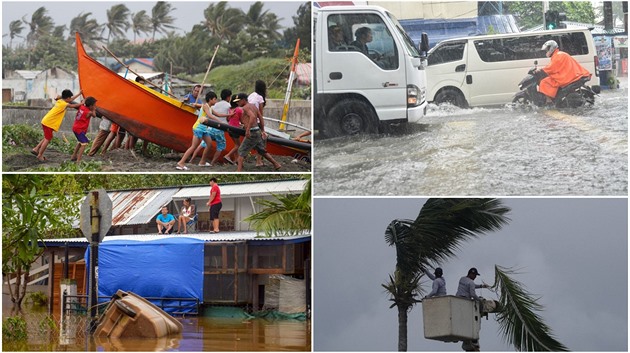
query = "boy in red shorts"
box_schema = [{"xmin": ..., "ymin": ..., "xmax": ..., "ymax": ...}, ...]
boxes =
[
  {"xmin": 31, "ymin": 89, "xmax": 83, "ymax": 161},
  {"xmin": 70, "ymin": 96, "xmax": 97, "ymax": 163}
]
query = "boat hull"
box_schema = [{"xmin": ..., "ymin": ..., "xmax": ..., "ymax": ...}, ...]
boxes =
[{"xmin": 75, "ymin": 33, "xmax": 310, "ymax": 159}]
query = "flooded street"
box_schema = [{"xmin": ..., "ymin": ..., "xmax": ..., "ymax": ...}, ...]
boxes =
[
  {"xmin": 2, "ymin": 310, "xmax": 310, "ymax": 352},
  {"xmin": 314, "ymin": 87, "xmax": 627, "ymax": 196}
]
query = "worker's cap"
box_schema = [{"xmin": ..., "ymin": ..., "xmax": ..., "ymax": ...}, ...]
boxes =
[
  {"xmin": 468, "ymin": 267, "xmax": 480, "ymax": 276},
  {"xmin": 434, "ymin": 267, "xmax": 443, "ymax": 276}
]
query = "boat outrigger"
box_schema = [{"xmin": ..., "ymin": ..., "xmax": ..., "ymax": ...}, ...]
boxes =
[{"xmin": 75, "ymin": 33, "xmax": 311, "ymax": 160}]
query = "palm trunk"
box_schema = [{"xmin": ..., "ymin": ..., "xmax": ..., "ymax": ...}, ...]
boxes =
[{"xmin": 397, "ymin": 305, "xmax": 408, "ymax": 351}]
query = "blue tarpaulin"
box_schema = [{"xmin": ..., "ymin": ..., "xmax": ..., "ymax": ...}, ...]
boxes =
[{"xmin": 86, "ymin": 237, "xmax": 204, "ymax": 312}]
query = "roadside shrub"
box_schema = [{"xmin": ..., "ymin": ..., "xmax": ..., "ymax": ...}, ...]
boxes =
[
  {"xmin": 2, "ymin": 316, "xmax": 27, "ymax": 341},
  {"xmin": 37, "ymin": 315, "xmax": 58, "ymax": 335},
  {"xmin": 27, "ymin": 291, "xmax": 49, "ymax": 307},
  {"xmin": 2, "ymin": 124, "xmax": 41, "ymax": 148}
]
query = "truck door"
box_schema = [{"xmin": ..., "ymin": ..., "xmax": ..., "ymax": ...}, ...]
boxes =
[{"xmin": 321, "ymin": 12, "xmax": 407, "ymax": 121}]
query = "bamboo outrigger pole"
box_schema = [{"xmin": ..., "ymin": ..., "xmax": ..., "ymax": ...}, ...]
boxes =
[
  {"xmin": 198, "ymin": 45, "xmax": 221, "ymax": 98},
  {"xmin": 280, "ymin": 39, "xmax": 300, "ymax": 130},
  {"xmin": 102, "ymin": 45, "xmax": 178, "ymax": 99}
]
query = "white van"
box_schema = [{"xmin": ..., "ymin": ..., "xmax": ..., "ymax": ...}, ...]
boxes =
[
  {"xmin": 426, "ymin": 28, "xmax": 599, "ymax": 107},
  {"xmin": 314, "ymin": 5, "xmax": 430, "ymax": 137}
]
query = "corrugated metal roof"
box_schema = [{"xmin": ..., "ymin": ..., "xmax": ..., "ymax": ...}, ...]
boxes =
[
  {"xmin": 40, "ymin": 232, "xmax": 311, "ymax": 247},
  {"xmin": 173, "ymin": 179, "xmax": 308, "ymax": 200},
  {"xmin": 108, "ymin": 188, "xmax": 179, "ymax": 226}
]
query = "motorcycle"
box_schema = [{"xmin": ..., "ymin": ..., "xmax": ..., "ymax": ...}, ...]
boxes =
[{"xmin": 512, "ymin": 60, "xmax": 600, "ymax": 108}]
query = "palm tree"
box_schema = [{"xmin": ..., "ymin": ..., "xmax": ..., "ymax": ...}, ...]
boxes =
[
  {"xmin": 245, "ymin": 2, "xmax": 282, "ymax": 42},
  {"xmin": 105, "ymin": 4, "xmax": 130, "ymax": 44},
  {"xmin": 203, "ymin": 2, "xmax": 245, "ymax": 41},
  {"xmin": 383, "ymin": 199, "xmax": 511, "ymax": 351},
  {"xmin": 150, "ymin": 1, "xmax": 177, "ymax": 40},
  {"xmin": 22, "ymin": 7, "xmax": 54, "ymax": 48},
  {"xmin": 243, "ymin": 179, "xmax": 310, "ymax": 237},
  {"xmin": 3, "ymin": 20, "xmax": 25, "ymax": 48},
  {"xmin": 130, "ymin": 10, "xmax": 152, "ymax": 42},
  {"xmin": 70, "ymin": 12, "xmax": 104, "ymax": 51}
]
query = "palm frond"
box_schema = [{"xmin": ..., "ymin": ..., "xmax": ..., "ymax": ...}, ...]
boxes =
[
  {"xmin": 493, "ymin": 265, "xmax": 569, "ymax": 352},
  {"xmin": 411, "ymin": 199, "xmax": 511, "ymax": 270},
  {"xmin": 382, "ymin": 271, "xmax": 425, "ymax": 310}
]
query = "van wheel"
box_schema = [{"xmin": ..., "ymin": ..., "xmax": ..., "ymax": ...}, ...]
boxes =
[
  {"xmin": 325, "ymin": 100, "xmax": 378, "ymax": 137},
  {"xmin": 114, "ymin": 300, "xmax": 137, "ymax": 318},
  {"xmin": 435, "ymin": 89, "xmax": 467, "ymax": 108}
]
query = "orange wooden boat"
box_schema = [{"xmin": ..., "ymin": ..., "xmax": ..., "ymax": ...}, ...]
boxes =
[{"xmin": 75, "ymin": 33, "xmax": 311, "ymax": 159}]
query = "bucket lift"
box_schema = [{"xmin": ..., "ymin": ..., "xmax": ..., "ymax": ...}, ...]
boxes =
[{"xmin": 422, "ymin": 295, "xmax": 501, "ymax": 342}]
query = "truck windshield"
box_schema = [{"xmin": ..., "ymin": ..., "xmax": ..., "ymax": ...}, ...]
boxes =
[{"xmin": 387, "ymin": 12, "xmax": 421, "ymax": 58}]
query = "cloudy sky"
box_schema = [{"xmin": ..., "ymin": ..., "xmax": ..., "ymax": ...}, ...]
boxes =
[
  {"xmin": 314, "ymin": 198, "xmax": 628, "ymax": 351},
  {"xmin": 2, "ymin": 1, "xmax": 303, "ymax": 46}
]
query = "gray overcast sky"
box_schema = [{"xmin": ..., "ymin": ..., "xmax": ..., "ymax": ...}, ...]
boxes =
[
  {"xmin": 314, "ymin": 198, "xmax": 628, "ymax": 351},
  {"xmin": 2, "ymin": 1, "xmax": 304, "ymax": 46}
]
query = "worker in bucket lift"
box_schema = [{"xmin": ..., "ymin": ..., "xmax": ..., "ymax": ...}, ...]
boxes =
[
  {"xmin": 423, "ymin": 267, "xmax": 446, "ymax": 297},
  {"xmin": 456, "ymin": 267, "xmax": 490, "ymax": 352},
  {"xmin": 456, "ymin": 267, "xmax": 489, "ymax": 300}
]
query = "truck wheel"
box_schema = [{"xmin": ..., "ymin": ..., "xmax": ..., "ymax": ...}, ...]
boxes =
[
  {"xmin": 434, "ymin": 88, "xmax": 467, "ymax": 108},
  {"xmin": 114, "ymin": 300, "xmax": 137, "ymax": 318},
  {"xmin": 325, "ymin": 100, "xmax": 378, "ymax": 137}
]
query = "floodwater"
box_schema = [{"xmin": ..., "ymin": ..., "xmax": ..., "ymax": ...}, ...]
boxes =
[
  {"xmin": 314, "ymin": 87, "xmax": 628, "ymax": 196},
  {"xmin": 2, "ymin": 310, "xmax": 311, "ymax": 352}
]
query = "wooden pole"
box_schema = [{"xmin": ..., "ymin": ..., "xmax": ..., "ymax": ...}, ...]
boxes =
[
  {"xmin": 198, "ymin": 45, "xmax": 221, "ymax": 98},
  {"xmin": 101, "ymin": 46, "xmax": 178, "ymax": 99}
]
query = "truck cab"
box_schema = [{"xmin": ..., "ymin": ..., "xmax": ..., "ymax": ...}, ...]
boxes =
[{"xmin": 314, "ymin": 5, "xmax": 430, "ymax": 137}]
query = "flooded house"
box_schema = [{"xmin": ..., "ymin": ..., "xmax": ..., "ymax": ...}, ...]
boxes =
[{"xmin": 36, "ymin": 179, "xmax": 311, "ymax": 317}]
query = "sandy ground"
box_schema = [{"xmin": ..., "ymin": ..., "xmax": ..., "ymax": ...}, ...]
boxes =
[{"xmin": 3, "ymin": 147, "xmax": 311, "ymax": 173}]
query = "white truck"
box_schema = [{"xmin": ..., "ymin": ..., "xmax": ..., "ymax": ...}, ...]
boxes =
[{"xmin": 314, "ymin": 5, "xmax": 430, "ymax": 137}]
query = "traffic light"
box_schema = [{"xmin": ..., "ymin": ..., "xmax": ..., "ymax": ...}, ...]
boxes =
[{"xmin": 544, "ymin": 10, "xmax": 567, "ymax": 30}]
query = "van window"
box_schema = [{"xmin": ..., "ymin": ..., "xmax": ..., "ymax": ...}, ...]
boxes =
[
  {"xmin": 428, "ymin": 41, "xmax": 466, "ymax": 65},
  {"xmin": 327, "ymin": 13, "xmax": 399, "ymax": 70},
  {"xmin": 474, "ymin": 32, "xmax": 590, "ymax": 63}
]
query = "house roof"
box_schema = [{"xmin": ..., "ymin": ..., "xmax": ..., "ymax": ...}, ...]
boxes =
[
  {"xmin": 74, "ymin": 179, "xmax": 308, "ymax": 227},
  {"xmin": 114, "ymin": 58, "xmax": 155, "ymax": 72},
  {"xmin": 39, "ymin": 232, "xmax": 311, "ymax": 248},
  {"xmin": 173, "ymin": 179, "xmax": 309, "ymax": 201},
  {"xmin": 13, "ymin": 70, "xmax": 40, "ymax": 80}
]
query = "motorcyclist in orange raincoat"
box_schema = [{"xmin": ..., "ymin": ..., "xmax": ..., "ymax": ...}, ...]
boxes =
[{"xmin": 537, "ymin": 40, "xmax": 592, "ymax": 99}]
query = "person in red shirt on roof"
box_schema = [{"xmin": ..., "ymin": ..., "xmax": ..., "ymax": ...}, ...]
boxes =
[
  {"xmin": 537, "ymin": 40, "xmax": 591, "ymax": 100},
  {"xmin": 207, "ymin": 177, "xmax": 222, "ymax": 234}
]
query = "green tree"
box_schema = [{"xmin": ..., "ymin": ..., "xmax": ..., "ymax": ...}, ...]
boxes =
[
  {"xmin": 2, "ymin": 175, "xmax": 83, "ymax": 310},
  {"xmin": 70, "ymin": 12, "xmax": 104, "ymax": 52},
  {"xmin": 105, "ymin": 4, "xmax": 130, "ymax": 44},
  {"xmin": 283, "ymin": 2, "xmax": 311, "ymax": 51},
  {"xmin": 150, "ymin": 1, "xmax": 177, "ymax": 40},
  {"xmin": 203, "ymin": 2, "xmax": 245, "ymax": 41},
  {"xmin": 32, "ymin": 35, "xmax": 76, "ymax": 71},
  {"xmin": 506, "ymin": 1, "xmax": 595, "ymax": 30},
  {"xmin": 243, "ymin": 179, "xmax": 311, "ymax": 237},
  {"xmin": 3, "ymin": 20, "xmax": 25, "ymax": 48},
  {"xmin": 383, "ymin": 199, "xmax": 511, "ymax": 351},
  {"xmin": 130, "ymin": 10, "xmax": 152, "ymax": 42},
  {"xmin": 22, "ymin": 7, "xmax": 54, "ymax": 48}
]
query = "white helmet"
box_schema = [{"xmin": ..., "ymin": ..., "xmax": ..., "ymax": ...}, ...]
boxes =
[{"xmin": 541, "ymin": 40, "xmax": 558, "ymax": 57}]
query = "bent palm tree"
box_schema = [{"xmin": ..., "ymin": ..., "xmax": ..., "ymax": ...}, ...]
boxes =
[
  {"xmin": 150, "ymin": 1, "xmax": 177, "ymax": 40},
  {"xmin": 105, "ymin": 4, "xmax": 130, "ymax": 44},
  {"xmin": 130, "ymin": 10, "xmax": 152, "ymax": 42},
  {"xmin": 3, "ymin": 20, "xmax": 25, "ymax": 48},
  {"xmin": 383, "ymin": 198, "xmax": 511, "ymax": 351}
]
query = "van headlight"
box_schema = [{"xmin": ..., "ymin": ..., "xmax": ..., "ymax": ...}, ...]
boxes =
[{"xmin": 407, "ymin": 85, "xmax": 425, "ymax": 107}]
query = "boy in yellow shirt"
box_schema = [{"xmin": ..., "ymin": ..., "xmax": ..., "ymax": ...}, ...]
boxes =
[{"xmin": 31, "ymin": 89, "xmax": 83, "ymax": 161}]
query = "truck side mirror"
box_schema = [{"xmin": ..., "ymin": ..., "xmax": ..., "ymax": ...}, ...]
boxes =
[{"xmin": 420, "ymin": 32, "xmax": 430, "ymax": 53}]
